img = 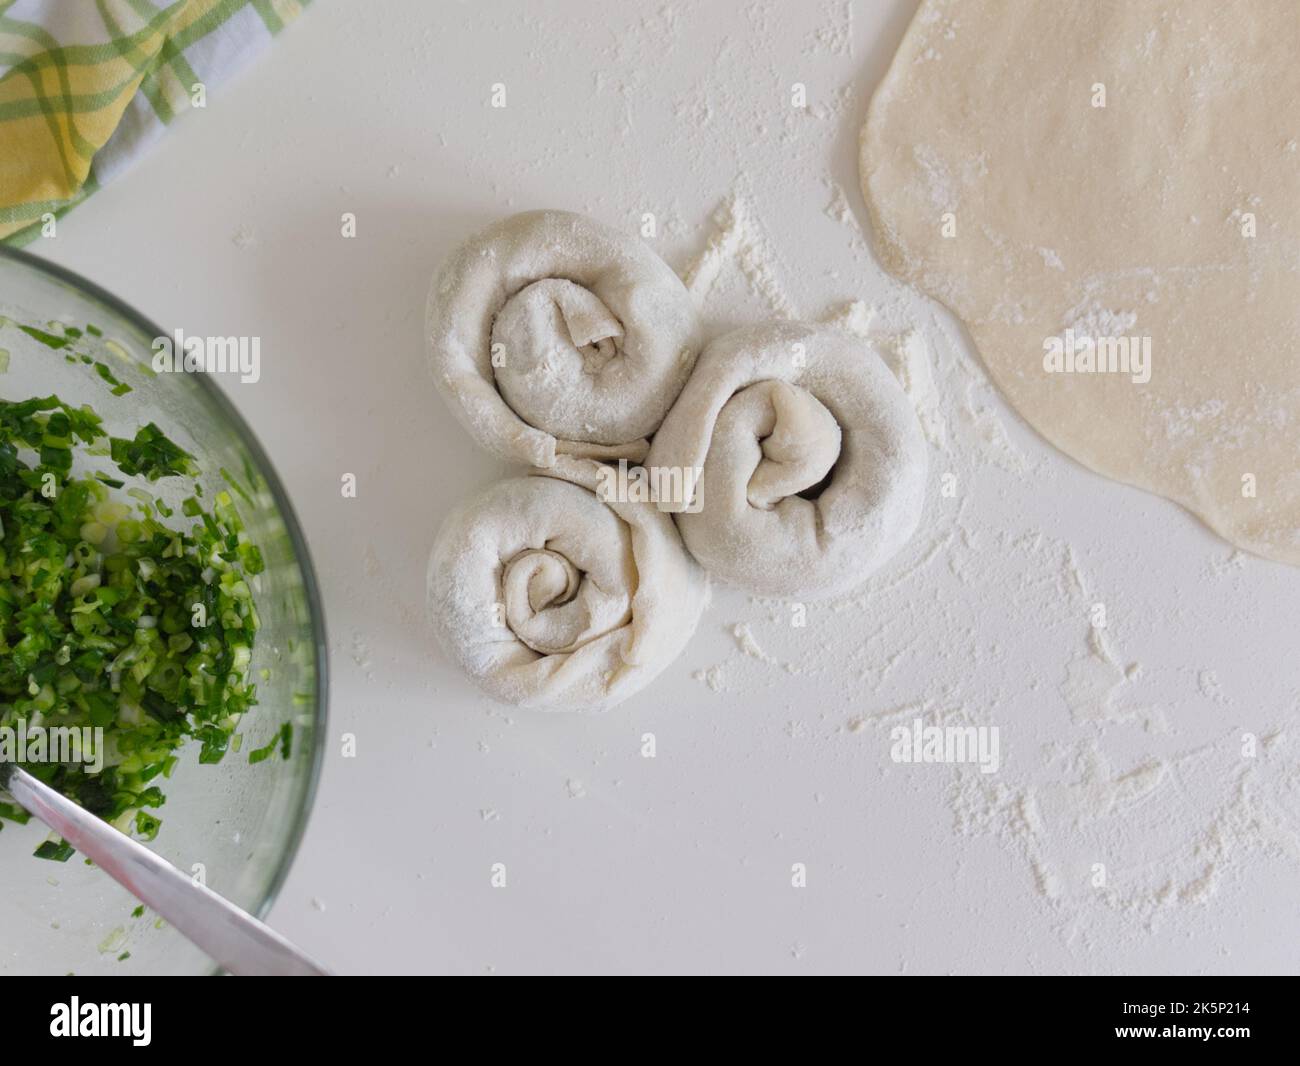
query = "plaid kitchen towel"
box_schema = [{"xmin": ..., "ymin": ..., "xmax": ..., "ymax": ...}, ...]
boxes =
[{"xmin": 0, "ymin": 0, "xmax": 306, "ymax": 245}]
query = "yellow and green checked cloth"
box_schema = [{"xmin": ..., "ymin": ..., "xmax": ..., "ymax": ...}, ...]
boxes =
[{"xmin": 0, "ymin": 0, "xmax": 306, "ymax": 246}]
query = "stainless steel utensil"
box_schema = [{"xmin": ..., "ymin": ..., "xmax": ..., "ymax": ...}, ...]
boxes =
[{"xmin": 0, "ymin": 762, "xmax": 329, "ymax": 976}]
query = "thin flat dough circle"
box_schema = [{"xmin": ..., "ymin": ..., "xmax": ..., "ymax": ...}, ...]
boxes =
[{"xmin": 861, "ymin": 0, "xmax": 1300, "ymax": 565}]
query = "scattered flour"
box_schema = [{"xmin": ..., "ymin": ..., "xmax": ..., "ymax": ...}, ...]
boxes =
[
  {"xmin": 350, "ymin": 632, "xmax": 374, "ymax": 682},
  {"xmin": 1063, "ymin": 303, "xmax": 1139, "ymax": 341},
  {"xmin": 883, "ymin": 329, "xmax": 946, "ymax": 450},
  {"xmin": 804, "ymin": 0, "xmax": 854, "ymax": 58},
  {"xmin": 820, "ymin": 298, "xmax": 876, "ymax": 337},
  {"xmin": 692, "ymin": 664, "xmax": 727, "ymax": 692},
  {"xmin": 727, "ymin": 622, "xmax": 801, "ymax": 675},
  {"xmin": 1198, "ymin": 669, "xmax": 1226, "ymax": 703},
  {"xmin": 672, "ymin": 195, "xmax": 1297, "ymax": 945},
  {"xmin": 1037, "ymin": 247, "xmax": 1064, "ymax": 271},
  {"xmin": 732, "ymin": 622, "xmax": 776, "ymax": 664},
  {"xmin": 822, "ymin": 179, "xmax": 856, "ymax": 227},
  {"xmin": 682, "ymin": 194, "xmax": 800, "ymax": 319}
]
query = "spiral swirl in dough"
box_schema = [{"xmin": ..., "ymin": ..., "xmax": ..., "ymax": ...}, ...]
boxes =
[
  {"xmin": 426, "ymin": 458, "xmax": 708, "ymax": 711},
  {"xmin": 646, "ymin": 322, "xmax": 927, "ymax": 599},
  {"xmin": 427, "ymin": 210, "xmax": 701, "ymax": 468}
]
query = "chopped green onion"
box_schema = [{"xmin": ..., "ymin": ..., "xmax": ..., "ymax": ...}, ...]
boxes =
[{"xmin": 1, "ymin": 388, "xmax": 267, "ymax": 860}]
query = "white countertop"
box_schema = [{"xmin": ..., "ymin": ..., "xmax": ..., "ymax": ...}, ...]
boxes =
[{"xmin": 36, "ymin": 0, "xmax": 1300, "ymax": 975}]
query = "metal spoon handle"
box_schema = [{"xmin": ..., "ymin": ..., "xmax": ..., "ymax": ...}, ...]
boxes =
[{"xmin": 2, "ymin": 764, "xmax": 328, "ymax": 976}]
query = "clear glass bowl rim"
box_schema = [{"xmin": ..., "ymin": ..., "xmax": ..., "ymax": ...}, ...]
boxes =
[{"xmin": 0, "ymin": 241, "xmax": 330, "ymax": 929}]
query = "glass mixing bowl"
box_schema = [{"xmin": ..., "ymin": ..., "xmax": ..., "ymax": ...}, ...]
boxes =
[{"xmin": 0, "ymin": 245, "xmax": 327, "ymax": 975}]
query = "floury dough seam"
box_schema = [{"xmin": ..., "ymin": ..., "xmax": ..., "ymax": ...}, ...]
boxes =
[{"xmin": 426, "ymin": 210, "xmax": 929, "ymax": 710}]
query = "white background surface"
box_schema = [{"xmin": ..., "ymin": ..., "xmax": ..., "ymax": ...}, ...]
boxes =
[{"xmin": 36, "ymin": 0, "xmax": 1300, "ymax": 975}]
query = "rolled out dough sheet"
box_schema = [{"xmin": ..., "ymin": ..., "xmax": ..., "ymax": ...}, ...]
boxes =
[{"xmin": 861, "ymin": 0, "xmax": 1300, "ymax": 565}]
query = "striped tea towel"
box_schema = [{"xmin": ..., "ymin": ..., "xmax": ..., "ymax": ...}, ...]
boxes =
[{"xmin": 0, "ymin": 0, "xmax": 306, "ymax": 246}]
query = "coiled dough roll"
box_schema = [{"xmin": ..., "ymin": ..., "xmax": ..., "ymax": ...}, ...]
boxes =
[
  {"xmin": 426, "ymin": 457, "xmax": 708, "ymax": 711},
  {"xmin": 427, "ymin": 210, "xmax": 701, "ymax": 468},
  {"xmin": 645, "ymin": 322, "xmax": 927, "ymax": 599}
]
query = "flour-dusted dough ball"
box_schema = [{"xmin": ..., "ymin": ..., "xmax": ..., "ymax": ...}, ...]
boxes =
[
  {"xmin": 646, "ymin": 322, "xmax": 928, "ymax": 599},
  {"xmin": 427, "ymin": 457, "xmax": 708, "ymax": 711},
  {"xmin": 427, "ymin": 210, "xmax": 702, "ymax": 468}
]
